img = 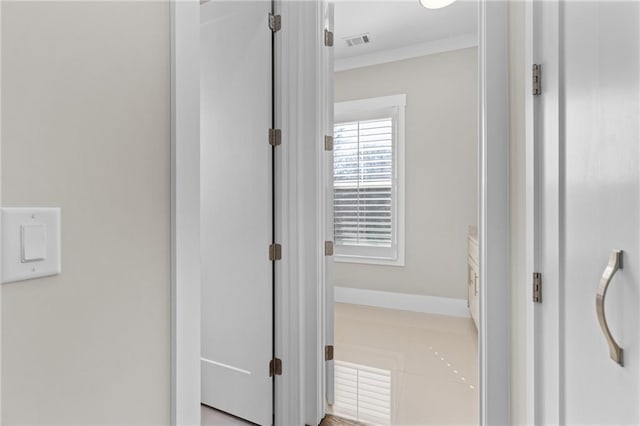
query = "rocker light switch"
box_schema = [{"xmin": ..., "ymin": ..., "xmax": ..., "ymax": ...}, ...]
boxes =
[
  {"xmin": 21, "ymin": 224, "xmax": 47, "ymax": 262},
  {"xmin": 2, "ymin": 207, "xmax": 61, "ymax": 284}
]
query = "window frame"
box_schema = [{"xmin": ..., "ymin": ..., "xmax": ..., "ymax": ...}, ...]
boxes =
[{"xmin": 333, "ymin": 94, "xmax": 406, "ymax": 266}]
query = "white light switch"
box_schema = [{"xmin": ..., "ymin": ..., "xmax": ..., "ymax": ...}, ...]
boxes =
[
  {"xmin": 2, "ymin": 208, "xmax": 61, "ymax": 284},
  {"xmin": 21, "ymin": 224, "xmax": 47, "ymax": 262}
]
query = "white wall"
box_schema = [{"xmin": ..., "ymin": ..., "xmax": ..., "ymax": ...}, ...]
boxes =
[
  {"xmin": 334, "ymin": 48, "xmax": 478, "ymax": 300},
  {"xmin": 508, "ymin": 0, "xmax": 526, "ymax": 424},
  {"xmin": 1, "ymin": 2, "xmax": 171, "ymax": 424}
]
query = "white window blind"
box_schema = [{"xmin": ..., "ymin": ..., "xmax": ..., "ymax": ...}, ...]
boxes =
[
  {"xmin": 333, "ymin": 94, "xmax": 405, "ymax": 266},
  {"xmin": 334, "ymin": 118, "xmax": 393, "ymax": 247}
]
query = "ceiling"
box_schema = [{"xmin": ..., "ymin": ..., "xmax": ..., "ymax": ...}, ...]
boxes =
[{"xmin": 334, "ymin": 0, "xmax": 478, "ymax": 60}]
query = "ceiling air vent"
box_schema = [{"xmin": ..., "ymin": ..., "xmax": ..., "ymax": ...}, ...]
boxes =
[{"xmin": 344, "ymin": 33, "xmax": 371, "ymax": 48}]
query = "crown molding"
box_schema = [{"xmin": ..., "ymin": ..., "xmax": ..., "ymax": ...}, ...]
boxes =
[{"xmin": 335, "ymin": 32, "xmax": 478, "ymax": 72}]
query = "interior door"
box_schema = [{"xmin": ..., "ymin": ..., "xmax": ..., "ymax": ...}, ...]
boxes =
[
  {"xmin": 200, "ymin": 2, "xmax": 273, "ymax": 425},
  {"xmin": 537, "ymin": 1, "xmax": 640, "ymax": 424}
]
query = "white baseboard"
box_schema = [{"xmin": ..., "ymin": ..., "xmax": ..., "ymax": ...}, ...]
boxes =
[{"xmin": 334, "ymin": 286, "xmax": 470, "ymax": 318}]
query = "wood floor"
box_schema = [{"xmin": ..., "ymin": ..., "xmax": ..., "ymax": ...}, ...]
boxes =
[
  {"xmin": 320, "ymin": 414, "xmax": 364, "ymax": 426},
  {"xmin": 202, "ymin": 405, "xmax": 360, "ymax": 426}
]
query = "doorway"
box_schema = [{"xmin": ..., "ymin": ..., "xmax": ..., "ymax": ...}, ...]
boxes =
[
  {"xmin": 325, "ymin": 2, "xmax": 479, "ymax": 424},
  {"xmin": 170, "ymin": 1, "xmax": 511, "ymax": 424}
]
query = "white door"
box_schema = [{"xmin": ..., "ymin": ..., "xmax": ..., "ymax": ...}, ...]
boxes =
[
  {"xmin": 537, "ymin": 1, "xmax": 640, "ymax": 424},
  {"xmin": 200, "ymin": 2, "xmax": 273, "ymax": 425}
]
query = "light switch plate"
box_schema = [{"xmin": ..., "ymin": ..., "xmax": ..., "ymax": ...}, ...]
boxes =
[{"xmin": 2, "ymin": 208, "xmax": 61, "ymax": 284}]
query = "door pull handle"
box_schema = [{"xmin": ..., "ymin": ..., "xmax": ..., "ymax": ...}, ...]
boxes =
[{"xmin": 596, "ymin": 250, "xmax": 624, "ymax": 366}]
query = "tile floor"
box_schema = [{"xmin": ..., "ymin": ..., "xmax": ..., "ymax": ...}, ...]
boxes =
[
  {"xmin": 202, "ymin": 303, "xmax": 478, "ymax": 426},
  {"xmin": 329, "ymin": 302, "xmax": 478, "ymax": 426}
]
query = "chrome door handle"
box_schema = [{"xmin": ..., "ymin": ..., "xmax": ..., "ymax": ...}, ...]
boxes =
[{"xmin": 596, "ymin": 250, "xmax": 624, "ymax": 366}]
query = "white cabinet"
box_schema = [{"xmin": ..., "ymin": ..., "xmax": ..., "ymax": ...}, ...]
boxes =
[{"xmin": 467, "ymin": 226, "xmax": 479, "ymax": 329}]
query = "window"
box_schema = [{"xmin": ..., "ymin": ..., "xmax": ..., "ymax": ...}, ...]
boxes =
[{"xmin": 333, "ymin": 94, "xmax": 405, "ymax": 265}]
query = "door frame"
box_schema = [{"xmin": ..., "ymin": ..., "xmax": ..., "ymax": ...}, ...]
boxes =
[
  {"xmin": 524, "ymin": 1, "xmax": 560, "ymax": 424},
  {"xmin": 524, "ymin": 0, "xmax": 541, "ymax": 424},
  {"xmin": 274, "ymin": 2, "xmax": 334, "ymax": 424},
  {"xmin": 170, "ymin": 0, "xmax": 511, "ymax": 425},
  {"xmin": 308, "ymin": 0, "xmax": 511, "ymax": 424},
  {"xmin": 477, "ymin": 1, "xmax": 510, "ymax": 424},
  {"xmin": 0, "ymin": 2, "xmax": 3, "ymax": 420},
  {"xmin": 170, "ymin": 1, "xmax": 201, "ymax": 425}
]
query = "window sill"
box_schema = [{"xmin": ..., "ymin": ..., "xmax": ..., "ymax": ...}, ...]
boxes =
[{"xmin": 334, "ymin": 254, "xmax": 405, "ymax": 267}]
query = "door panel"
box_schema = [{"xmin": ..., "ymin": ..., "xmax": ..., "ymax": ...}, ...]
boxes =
[
  {"xmin": 200, "ymin": 2, "xmax": 273, "ymax": 425},
  {"xmin": 539, "ymin": 1, "xmax": 640, "ymax": 423},
  {"xmin": 563, "ymin": 2, "xmax": 640, "ymax": 422}
]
